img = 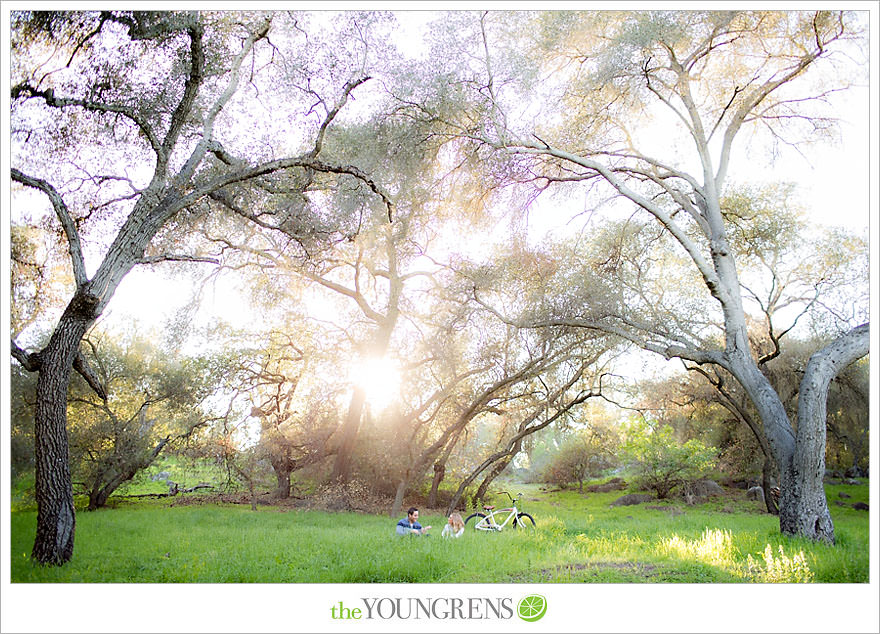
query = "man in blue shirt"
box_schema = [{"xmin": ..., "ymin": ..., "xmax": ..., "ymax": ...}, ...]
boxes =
[{"xmin": 396, "ymin": 507, "xmax": 431, "ymax": 536}]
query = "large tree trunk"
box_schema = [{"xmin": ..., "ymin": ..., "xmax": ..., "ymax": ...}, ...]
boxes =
[
  {"xmin": 427, "ymin": 431, "xmax": 464, "ymax": 507},
  {"xmin": 330, "ymin": 387, "xmax": 367, "ymax": 483},
  {"xmin": 778, "ymin": 324, "xmax": 869, "ymax": 543},
  {"xmin": 88, "ymin": 484, "xmax": 115, "ymax": 511},
  {"xmin": 32, "ymin": 311, "xmax": 92, "ymax": 564},
  {"xmin": 273, "ymin": 467, "xmax": 292, "ymax": 500},
  {"xmin": 390, "ymin": 478, "xmax": 407, "ymax": 519},
  {"xmin": 761, "ymin": 456, "xmax": 779, "ymax": 515},
  {"xmin": 703, "ymin": 167, "xmax": 869, "ymax": 544},
  {"xmin": 87, "ymin": 436, "xmax": 170, "ymax": 511},
  {"xmin": 777, "ymin": 463, "xmax": 833, "ymax": 542},
  {"xmin": 427, "ymin": 463, "xmax": 445, "ymax": 508}
]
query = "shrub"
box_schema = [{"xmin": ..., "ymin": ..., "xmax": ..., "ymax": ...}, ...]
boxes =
[
  {"xmin": 620, "ymin": 420, "xmax": 717, "ymax": 499},
  {"xmin": 542, "ymin": 425, "xmax": 619, "ymax": 491}
]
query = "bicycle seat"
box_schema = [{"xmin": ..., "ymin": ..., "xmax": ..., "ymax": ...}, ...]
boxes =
[{"xmin": 483, "ymin": 505, "xmax": 495, "ymax": 511}]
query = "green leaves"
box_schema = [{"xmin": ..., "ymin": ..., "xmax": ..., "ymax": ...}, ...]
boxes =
[{"xmin": 620, "ymin": 419, "xmax": 718, "ymax": 498}]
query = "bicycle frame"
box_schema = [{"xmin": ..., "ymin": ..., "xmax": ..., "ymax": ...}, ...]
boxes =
[
  {"xmin": 476, "ymin": 505, "xmax": 519, "ymax": 531},
  {"xmin": 471, "ymin": 491, "xmax": 531, "ymax": 532}
]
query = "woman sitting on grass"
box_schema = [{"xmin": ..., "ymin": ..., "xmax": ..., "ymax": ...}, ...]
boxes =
[{"xmin": 441, "ymin": 512, "xmax": 465, "ymax": 538}]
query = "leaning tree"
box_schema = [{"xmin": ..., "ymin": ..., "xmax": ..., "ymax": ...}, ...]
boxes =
[
  {"xmin": 399, "ymin": 10, "xmax": 869, "ymax": 542},
  {"xmin": 10, "ymin": 10, "xmax": 396, "ymax": 564}
]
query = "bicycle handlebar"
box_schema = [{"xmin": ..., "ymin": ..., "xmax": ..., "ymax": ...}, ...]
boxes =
[{"xmin": 495, "ymin": 491, "xmax": 523, "ymax": 503}]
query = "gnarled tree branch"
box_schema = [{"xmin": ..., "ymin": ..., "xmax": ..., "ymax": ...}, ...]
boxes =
[{"xmin": 11, "ymin": 168, "xmax": 88, "ymax": 287}]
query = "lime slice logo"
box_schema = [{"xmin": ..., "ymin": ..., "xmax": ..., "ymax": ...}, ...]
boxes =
[{"xmin": 517, "ymin": 594, "xmax": 547, "ymax": 622}]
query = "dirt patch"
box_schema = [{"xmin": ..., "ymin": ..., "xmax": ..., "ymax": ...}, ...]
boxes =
[{"xmin": 168, "ymin": 491, "xmax": 276, "ymax": 508}]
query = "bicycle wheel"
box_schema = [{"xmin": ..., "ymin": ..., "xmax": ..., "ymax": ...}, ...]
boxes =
[
  {"xmin": 465, "ymin": 512, "xmax": 492, "ymax": 531},
  {"xmin": 514, "ymin": 512, "xmax": 536, "ymax": 530}
]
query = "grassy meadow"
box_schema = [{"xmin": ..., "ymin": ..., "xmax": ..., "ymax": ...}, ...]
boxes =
[{"xmin": 9, "ymin": 479, "xmax": 869, "ymax": 583}]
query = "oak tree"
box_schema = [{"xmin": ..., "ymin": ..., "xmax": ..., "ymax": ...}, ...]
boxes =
[
  {"xmin": 402, "ymin": 9, "xmax": 868, "ymax": 542},
  {"xmin": 10, "ymin": 10, "xmax": 395, "ymax": 564}
]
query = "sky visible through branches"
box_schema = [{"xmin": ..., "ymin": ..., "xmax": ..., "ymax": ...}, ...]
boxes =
[{"xmin": 101, "ymin": 10, "xmax": 870, "ymax": 341}]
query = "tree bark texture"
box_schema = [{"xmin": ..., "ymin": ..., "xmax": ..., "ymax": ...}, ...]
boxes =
[
  {"xmin": 273, "ymin": 466, "xmax": 292, "ymax": 500},
  {"xmin": 762, "ymin": 456, "xmax": 779, "ymax": 515},
  {"xmin": 87, "ymin": 436, "xmax": 170, "ymax": 511},
  {"xmin": 778, "ymin": 323, "xmax": 869, "ymax": 543},
  {"xmin": 427, "ymin": 430, "xmax": 466, "ymax": 508},
  {"xmin": 473, "ymin": 457, "xmax": 510, "ymax": 503},
  {"xmin": 31, "ymin": 310, "xmax": 93, "ymax": 564}
]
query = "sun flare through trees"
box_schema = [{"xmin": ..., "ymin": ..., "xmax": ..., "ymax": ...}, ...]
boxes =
[{"xmin": 7, "ymin": 8, "xmax": 870, "ymax": 573}]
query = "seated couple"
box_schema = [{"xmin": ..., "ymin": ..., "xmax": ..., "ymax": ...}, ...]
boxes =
[{"xmin": 396, "ymin": 507, "xmax": 465, "ymax": 538}]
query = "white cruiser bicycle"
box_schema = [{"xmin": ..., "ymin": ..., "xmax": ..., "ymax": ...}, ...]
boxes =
[{"xmin": 464, "ymin": 491, "xmax": 536, "ymax": 531}]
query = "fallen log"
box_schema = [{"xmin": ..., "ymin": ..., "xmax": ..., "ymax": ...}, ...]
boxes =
[{"xmin": 111, "ymin": 484, "xmax": 214, "ymax": 500}]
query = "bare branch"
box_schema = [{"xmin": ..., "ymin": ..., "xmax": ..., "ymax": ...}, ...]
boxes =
[
  {"xmin": 11, "ymin": 83, "xmax": 162, "ymax": 156},
  {"xmin": 709, "ymin": 85, "xmax": 745, "ymax": 141},
  {"xmin": 300, "ymin": 268, "xmax": 383, "ymax": 324},
  {"xmin": 160, "ymin": 24, "xmax": 204, "ymax": 164},
  {"xmin": 11, "ymin": 340, "xmax": 41, "ymax": 372},
  {"xmin": 471, "ymin": 286, "xmax": 729, "ymax": 370},
  {"xmin": 171, "ymin": 17, "xmax": 271, "ymax": 187},
  {"xmin": 72, "ymin": 352, "xmax": 107, "ymax": 401},
  {"xmin": 716, "ymin": 48, "xmax": 824, "ymax": 189},
  {"xmin": 508, "ymin": 142, "xmax": 727, "ymax": 309},
  {"xmin": 176, "ymin": 156, "xmax": 395, "ymax": 223},
  {"xmin": 311, "ymin": 76, "xmax": 371, "ymax": 158},
  {"xmin": 11, "ymin": 168, "xmax": 89, "ymax": 287},
  {"xmin": 135, "ymin": 254, "xmax": 220, "ymax": 266}
]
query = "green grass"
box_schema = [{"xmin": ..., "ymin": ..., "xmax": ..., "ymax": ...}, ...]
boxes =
[{"xmin": 10, "ymin": 481, "xmax": 869, "ymax": 583}]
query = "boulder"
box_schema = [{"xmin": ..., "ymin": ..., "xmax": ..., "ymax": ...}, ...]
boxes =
[
  {"xmin": 845, "ymin": 466, "xmax": 865, "ymax": 479},
  {"xmin": 692, "ymin": 479, "xmax": 724, "ymax": 497},
  {"xmin": 838, "ymin": 491, "xmax": 851, "ymax": 499},
  {"xmin": 610, "ymin": 493, "xmax": 653, "ymax": 507},
  {"xmin": 834, "ymin": 500, "xmax": 847, "ymax": 507},
  {"xmin": 844, "ymin": 478, "xmax": 861, "ymax": 486},
  {"xmin": 721, "ymin": 477, "xmax": 749, "ymax": 489},
  {"xmin": 679, "ymin": 479, "xmax": 725, "ymax": 505},
  {"xmin": 746, "ymin": 486, "xmax": 765, "ymax": 503},
  {"xmin": 151, "ymin": 471, "xmax": 171, "ymax": 481},
  {"xmin": 852, "ymin": 502, "xmax": 869, "ymax": 511}
]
